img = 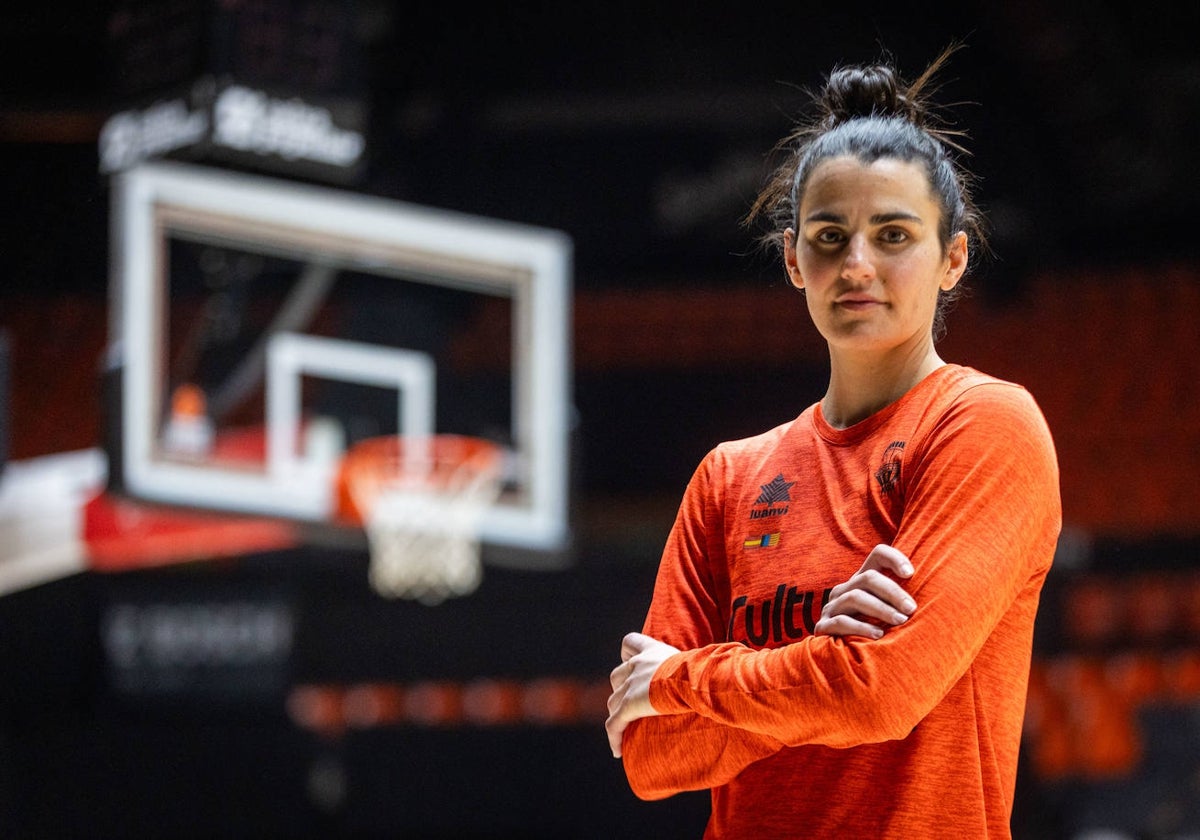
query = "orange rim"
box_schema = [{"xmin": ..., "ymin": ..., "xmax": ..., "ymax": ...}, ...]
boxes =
[{"xmin": 334, "ymin": 434, "xmax": 503, "ymax": 525}]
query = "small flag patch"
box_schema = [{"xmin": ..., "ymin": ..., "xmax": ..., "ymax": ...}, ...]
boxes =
[{"xmin": 743, "ymin": 533, "xmax": 781, "ymax": 549}]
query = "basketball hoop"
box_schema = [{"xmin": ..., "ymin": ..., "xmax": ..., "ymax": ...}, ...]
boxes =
[{"xmin": 339, "ymin": 435, "xmax": 503, "ymax": 604}]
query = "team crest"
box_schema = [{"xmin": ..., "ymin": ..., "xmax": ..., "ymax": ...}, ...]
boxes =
[{"xmin": 875, "ymin": 440, "xmax": 906, "ymax": 496}]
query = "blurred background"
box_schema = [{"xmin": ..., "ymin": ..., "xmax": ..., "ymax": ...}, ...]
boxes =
[{"xmin": 1, "ymin": 1, "xmax": 1198, "ymax": 838}]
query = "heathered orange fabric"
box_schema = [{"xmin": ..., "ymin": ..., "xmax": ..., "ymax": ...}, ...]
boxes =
[{"xmin": 622, "ymin": 365, "xmax": 1061, "ymax": 839}]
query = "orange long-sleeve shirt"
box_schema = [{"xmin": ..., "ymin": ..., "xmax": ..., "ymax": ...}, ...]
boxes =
[{"xmin": 622, "ymin": 365, "xmax": 1062, "ymax": 838}]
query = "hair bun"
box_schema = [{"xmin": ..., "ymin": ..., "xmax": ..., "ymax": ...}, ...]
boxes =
[{"xmin": 821, "ymin": 64, "xmax": 911, "ymax": 125}]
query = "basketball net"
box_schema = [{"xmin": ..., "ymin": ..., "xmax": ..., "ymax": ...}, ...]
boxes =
[{"xmin": 341, "ymin": 435, "xmax": 503, "ymax": 605}]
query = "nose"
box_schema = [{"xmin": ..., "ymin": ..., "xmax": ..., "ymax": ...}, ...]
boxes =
[{"xmin": 841, "ymin": 234, "xmax": 875, "ymax": 282}]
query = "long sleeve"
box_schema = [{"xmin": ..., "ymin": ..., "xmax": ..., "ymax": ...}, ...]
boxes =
[
  {"xmin": 621, "ymin": 452, "xmax": 787, "ymax": 798},
  {"xmin": 649, "ymin": 381, "xmax": 1059, "ymax": 745},
  {"xmin": 620, "ymin": 373, "xmax": 1061, "ymax": 812}
]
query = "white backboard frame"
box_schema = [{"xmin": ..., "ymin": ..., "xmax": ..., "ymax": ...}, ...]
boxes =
[{"xmin": 111, "ymin": 161, "xmax": 573, "ymax": 553}]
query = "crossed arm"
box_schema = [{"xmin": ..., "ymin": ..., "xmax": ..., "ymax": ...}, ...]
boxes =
[
  {"xmin": 604, "ymin": 386, "xmax": 1061, "ymax": 801},
  {"xmin": 605, "ymin": 543, "xmax": 916, "ymax": 758}
]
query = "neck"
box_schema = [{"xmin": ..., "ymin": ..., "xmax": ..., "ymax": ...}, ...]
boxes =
[{"xmin": 822, "ymin": 341, "xmax": 945, "ymax": 429}]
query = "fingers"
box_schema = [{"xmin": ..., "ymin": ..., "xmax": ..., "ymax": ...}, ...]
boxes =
[
  {"xmin": 814, "ymin": 612, "xmax": 889, "ymax": 639},
  {"xmin": 862, "ymin": 543, "xmax": 914, "ymax": 578},
  {"xmin": 815, "ymin": 587, "xmax": 910, "ymax": 638},
  {"xmin": 829, "ymin": 582, "xmax": 914, "ymax": 624},
  {"xmin": 608, "ymin": 634, "xmax": 645, "ymax": 758},
  {"xmin": 606, "ymin": 711, "xmax": 628, "ymax": 758},
  {"xmin": 609, "ymin": 656, "xmax": 639, "ymax": 694},
  {"xmin": 607, "ymin": 639, "xmax": 646, "ymax": 758},
  {"xmin": 607, "ymin": 632, "xmax": 677, "ymax": 758},
  {"xmin": 620, "ymin": 631, "xmax": 655, "ymax": 661},
  {"xmin": 606, "ymin": 674, "xmax": 631, "ymax": 757},
  {"xmin": 817, "ymin": 545, "xmax": 917, "ymax": 640},
  {"xmin": 846, "ymin": 545, "xmax": 916, "ymax": 615},
  {"xmin": 827, "ymin": 568, "xmax": 915, "ymax": 617}
]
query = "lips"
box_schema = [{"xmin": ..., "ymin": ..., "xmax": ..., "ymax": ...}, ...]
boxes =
[{"xmin": 835, "ymin": 295, "xmax": 884, "ymax": 310}]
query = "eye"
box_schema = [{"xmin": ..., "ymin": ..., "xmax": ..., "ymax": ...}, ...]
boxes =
[
  {"xmin": 813, "ymin": 228, "xmax": 846, "ymax": 246},
  {"xmin": 878, "ymin": 227, "xmax": 910, "ymax": 245}
]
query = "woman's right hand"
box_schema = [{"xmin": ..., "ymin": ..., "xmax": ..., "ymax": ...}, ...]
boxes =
[{"xmin": 815, "ymin": 544, "xmax": 916, "ymax": 639}]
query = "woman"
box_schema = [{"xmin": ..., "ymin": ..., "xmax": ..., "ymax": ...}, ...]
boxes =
[{"xmin": 605, "ymin": 48, "xmax": 1061, "ymax": 838}]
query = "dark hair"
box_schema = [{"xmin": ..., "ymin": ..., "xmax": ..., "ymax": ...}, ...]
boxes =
[{"xmin": 745, "ymin": 46, "xmax": 987, "ymax": 339}]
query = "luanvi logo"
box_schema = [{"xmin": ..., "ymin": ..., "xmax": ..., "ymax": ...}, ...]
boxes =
[
  {"xmin": 751, "ymin": 473, "xmax": 794, "ymax": 520},
  {"xmin": 875, "ymin": 440, "xmax": 906, "ymax": 496}
]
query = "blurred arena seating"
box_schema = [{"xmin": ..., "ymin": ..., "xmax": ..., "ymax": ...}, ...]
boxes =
[{"xmin": 2, "ymin": 261, "xmax": 1198, "ymax": 838}]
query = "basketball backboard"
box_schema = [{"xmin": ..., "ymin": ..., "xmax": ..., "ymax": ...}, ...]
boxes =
[{"xmin": 108, "ymin": 161, "xmax": 573, "ymax": 563}]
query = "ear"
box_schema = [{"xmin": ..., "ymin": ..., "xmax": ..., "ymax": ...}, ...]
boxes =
[
  {"xmin": 940, "ymin": 231, "xmax": 969, "ymax": 291},
  {"xmin": 783, "ymin": 228, "xmax": 804, "ymax": 290}
]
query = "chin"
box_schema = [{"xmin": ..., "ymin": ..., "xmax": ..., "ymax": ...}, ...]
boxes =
[{"xmin": 823, "ymin": 323, "xmax": 895, "ymax": 349}]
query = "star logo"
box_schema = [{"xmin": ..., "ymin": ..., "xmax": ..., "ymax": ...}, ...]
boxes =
[{"xmin": 754, "ymin": 474, "xmax": 795, "ymax": 505}]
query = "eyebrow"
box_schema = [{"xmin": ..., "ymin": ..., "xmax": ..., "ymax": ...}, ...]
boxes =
[{"xmin": 803, "ymin": 211, "xmax": 924, "ymax": 225}]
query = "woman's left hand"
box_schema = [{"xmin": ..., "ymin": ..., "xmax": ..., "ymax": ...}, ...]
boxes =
[{"xmin": 815, "ymin": 544, "xmax": 917, "ymax": 639}]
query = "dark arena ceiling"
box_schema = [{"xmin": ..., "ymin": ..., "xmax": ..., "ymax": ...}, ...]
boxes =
[{"xmin": 2, "ymin": 1, "xmax": 1197, "ymax": 298}]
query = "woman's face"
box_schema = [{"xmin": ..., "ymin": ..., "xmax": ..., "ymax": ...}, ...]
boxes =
[{"xmin": 784, "ymin": 155, "xmax": 967, "ymax": 358}]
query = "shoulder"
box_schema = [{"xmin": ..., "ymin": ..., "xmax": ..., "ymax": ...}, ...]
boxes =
[
  {"xmin": 923, "ymin": 365, "xmax": 1057, "ymax": 462},
  {"xmin": 686, "ymin": 410, "xmax": 813, "ymax": 490},
  {"xmin": 710, "ymin": 411, "xmax": 810, "ymax": 464},
  {"xmin": 936, "ymin": 363, "xmax": 1024, "ymax": 397},
  {"xmin": 944, "ymin": 366, "xmax": 1049, "ymax": 425}
]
